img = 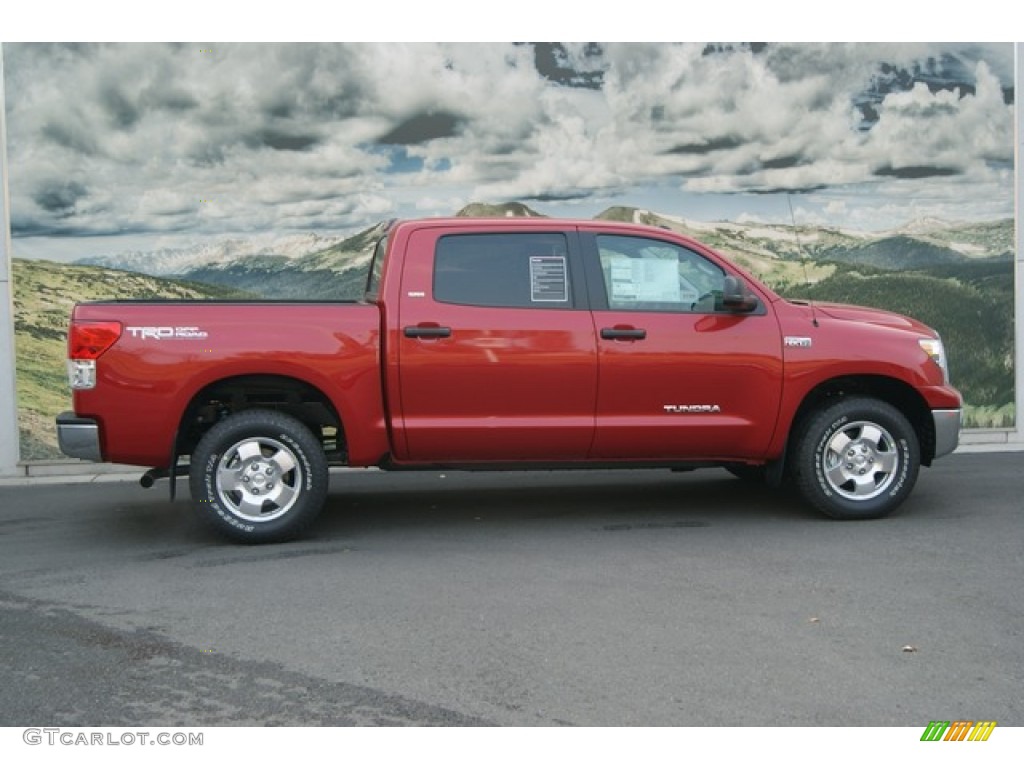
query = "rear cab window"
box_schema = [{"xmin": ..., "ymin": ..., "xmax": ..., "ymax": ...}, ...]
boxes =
[{"xmin": 433, "ymin": 232, "xmax": 579, "ymax": 309}]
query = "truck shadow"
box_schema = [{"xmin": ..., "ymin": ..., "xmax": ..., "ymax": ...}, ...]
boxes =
[
  {"xmin": 316, "ymin": 468, "xmax": 819, "ymax": 539},
  {"xmin": 0, "ymin": 461, "xmax": 963, "ymax": 566}
]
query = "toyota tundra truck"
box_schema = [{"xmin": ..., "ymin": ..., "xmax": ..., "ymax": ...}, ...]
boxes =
[{"xmin": 57, "ymin": 217, "xmax": 962, "ymax": 542}]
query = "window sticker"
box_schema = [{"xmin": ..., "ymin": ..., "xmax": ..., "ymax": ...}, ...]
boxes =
[
  {"xmin": 530, "ymin": 256, "xmax": 569, "ymax": 302},
  {"xmin": 676, "ymin": 275, "xmax": 701, "ymax": 305},
  {"xmin": 607, "ymin": 256, "xmax": 683, "ymax": 303}
]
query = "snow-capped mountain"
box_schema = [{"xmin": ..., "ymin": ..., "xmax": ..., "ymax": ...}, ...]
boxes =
[{"xmin": 77, "ymin": 232, "xmax": 350, "ymax": 276}]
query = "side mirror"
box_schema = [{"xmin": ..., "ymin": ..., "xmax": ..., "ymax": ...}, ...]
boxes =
[{"xmin": 722, "ymin": 275, "xmax": 759, "ymax": 313}]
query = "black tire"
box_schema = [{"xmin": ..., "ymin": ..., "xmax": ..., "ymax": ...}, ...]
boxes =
[
  {"xmin": 795, "ymin": 397, "xmax": 919, "ymax": 520},
  {"xmin": 189, "ymin": 409, "xmax": 328, "ymax": 543}
]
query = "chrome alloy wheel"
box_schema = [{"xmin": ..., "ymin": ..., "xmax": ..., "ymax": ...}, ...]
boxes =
[
  {"xmin": 215, "ymin": 436, "xmax": 303, "ymax": 522},
  {"xmin": 821, "ymin": 420, "xmax": 899, "ymax": 501}
]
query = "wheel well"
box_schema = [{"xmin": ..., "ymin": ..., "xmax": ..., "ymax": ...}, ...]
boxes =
[
  {"xmin": 176, "ymin": 375, "xmax": 345, "ymax": 463},
  {"xmin": 787, "ymin": 376, "xmax": 936, "ymax": 466}
]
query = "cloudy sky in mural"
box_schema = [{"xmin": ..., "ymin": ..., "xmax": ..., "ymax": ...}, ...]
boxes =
[{"xmin": 4, "ymin": 42, "xmax": 1015, "ymax": 259}]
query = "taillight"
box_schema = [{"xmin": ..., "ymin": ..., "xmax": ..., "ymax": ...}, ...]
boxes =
[
  {"xmin": 68, "ymin": 320, "xmax": 122, "ymax": 390},
  {"xmin": 69, "ymin": 320, "xmax": 122, "ymax": 360}
]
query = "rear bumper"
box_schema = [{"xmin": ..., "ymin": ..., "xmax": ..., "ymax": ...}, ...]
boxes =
[
  {"xmin": 56, "ymin": 412, "xmax": 103, "ymax": 462},
  {"xmin": 932, "ymin": 408, "xmax": 961, "ymax": 459}
]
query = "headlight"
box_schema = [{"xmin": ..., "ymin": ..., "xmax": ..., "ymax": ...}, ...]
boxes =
[{"xmin": 919, "ymin": 337, "xmax": 949, "ymax": 383}]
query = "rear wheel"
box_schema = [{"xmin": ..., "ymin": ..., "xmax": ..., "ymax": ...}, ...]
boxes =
[
  {"xmin": 795, "ymin": 397, "xmax": 919, "ymax": 520},
  {"xmin": 189, "ymin": 409, "xmax": 328, "ymax": 543}
]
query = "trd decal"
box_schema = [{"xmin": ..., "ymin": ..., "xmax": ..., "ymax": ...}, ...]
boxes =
[{"xmin": 126, "ymin": 326, "xmax": 209, "ymax": 340}]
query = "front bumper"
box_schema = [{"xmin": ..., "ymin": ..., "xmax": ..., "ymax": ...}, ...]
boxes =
[
  {"xmin": 932, "ymin": 408, "xmax": 961, "ymax": 459},
  {"xmin": 56, "ymin": 411, "xmax": 102, "ymax": 461}
]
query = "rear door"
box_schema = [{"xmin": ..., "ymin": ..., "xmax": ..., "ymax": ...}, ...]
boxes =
[{"xmin": 395, "ymin": 224, "xmax": 598, "ymax": 462}]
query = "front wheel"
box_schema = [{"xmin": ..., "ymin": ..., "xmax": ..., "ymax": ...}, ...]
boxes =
[
  {"xmin": 795, "ymin": 397, "xmax": 920, "ymax": 520},
  {"xmin": 189, "ymin": 409, "xmax": 328, "ymax": 543}
]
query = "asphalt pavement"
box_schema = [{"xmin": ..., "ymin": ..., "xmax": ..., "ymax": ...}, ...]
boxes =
[{"xmin": 0, "ymin": 455, "xmax": 1021, "ymax": 726}]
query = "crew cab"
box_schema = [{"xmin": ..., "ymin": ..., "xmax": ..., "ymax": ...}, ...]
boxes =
[{"xmin": 57, "ymin": 217, "xmax": 962, "ymax": 542}]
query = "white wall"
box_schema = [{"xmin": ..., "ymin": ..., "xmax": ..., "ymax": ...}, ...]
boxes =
[
  {"xmin": 0, "ymin": 45, "xmax": 21, "ymax": 475},
  {"xmin": 1015, "ymin": 42, "xmax": 1024, "ymax": 448}
]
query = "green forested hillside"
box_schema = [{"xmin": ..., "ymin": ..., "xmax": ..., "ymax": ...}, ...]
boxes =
[
  {"xmin": 777, "ymin": 260, "xmax": 1015, "ymax": 428},
  {"xmin": 816, "ymin": 236, "xmax": 972, "ymax": 269},
  {"xmin": 180, "ymin": 261, "xmax": 369, "ymax": 301}
]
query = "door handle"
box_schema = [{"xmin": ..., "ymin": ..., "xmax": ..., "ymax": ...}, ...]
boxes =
[
  {"xmin": 601, "ymin": 327, "xmax": 646, "ymax": 341},
  {"xmin": 404, "ymin": 325, "xmax": 452, "ymax": 339}
]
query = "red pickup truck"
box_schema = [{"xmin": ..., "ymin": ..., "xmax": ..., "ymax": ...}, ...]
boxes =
[{"xmin": 57, "ymin": 217, "xmax": 962, "ymax": 542}]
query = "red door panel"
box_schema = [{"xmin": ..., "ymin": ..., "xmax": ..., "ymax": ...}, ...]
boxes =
[
  {"xmin": 583, "ymin": 231, "xmax": 784, "ymax": 460},
  {"xmin": 396, "ymin": 226, "xmax": 598, "ymax": 462},
  {"xmin": 590, "ymin": 310, "xmax": 783, "ymax": 459}
]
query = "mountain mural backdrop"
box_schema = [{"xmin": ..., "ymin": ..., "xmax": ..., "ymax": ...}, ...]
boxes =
[
  {"xmin": 5, "ymin": 43, "xmax": 1015, "ymax": 459},
  {"xmin": 14, "ymin": 202, "xmax": 1013, "ymax": 459}
]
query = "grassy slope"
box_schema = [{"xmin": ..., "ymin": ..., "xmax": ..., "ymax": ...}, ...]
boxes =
[{"xmin": 13, "ymin": 259, "xmax": 252, "ymax": 460}]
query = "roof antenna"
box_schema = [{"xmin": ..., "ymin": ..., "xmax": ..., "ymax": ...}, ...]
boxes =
[{"xmin": 787, "ymin": 194, "xmax": 819, "ymax": 328}]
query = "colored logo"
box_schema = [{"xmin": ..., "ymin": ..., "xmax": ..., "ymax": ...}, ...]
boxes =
[{"xmin": 920, "ymin": 721, "xmax": 997, "ymax": 741}]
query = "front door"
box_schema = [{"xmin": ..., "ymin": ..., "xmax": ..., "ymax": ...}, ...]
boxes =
[{"xmin": 584, "ymin": 231, "xmax": 783, "ymax": 460}]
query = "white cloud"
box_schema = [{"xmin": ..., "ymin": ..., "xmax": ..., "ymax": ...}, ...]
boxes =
[
  {"xmin": 3, "ymin": 42, "xmax": 1014, "ymax": 247},
  {"xmin": 862, "ymin": 61, "xmax": 1013, "ymax": 175}
]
